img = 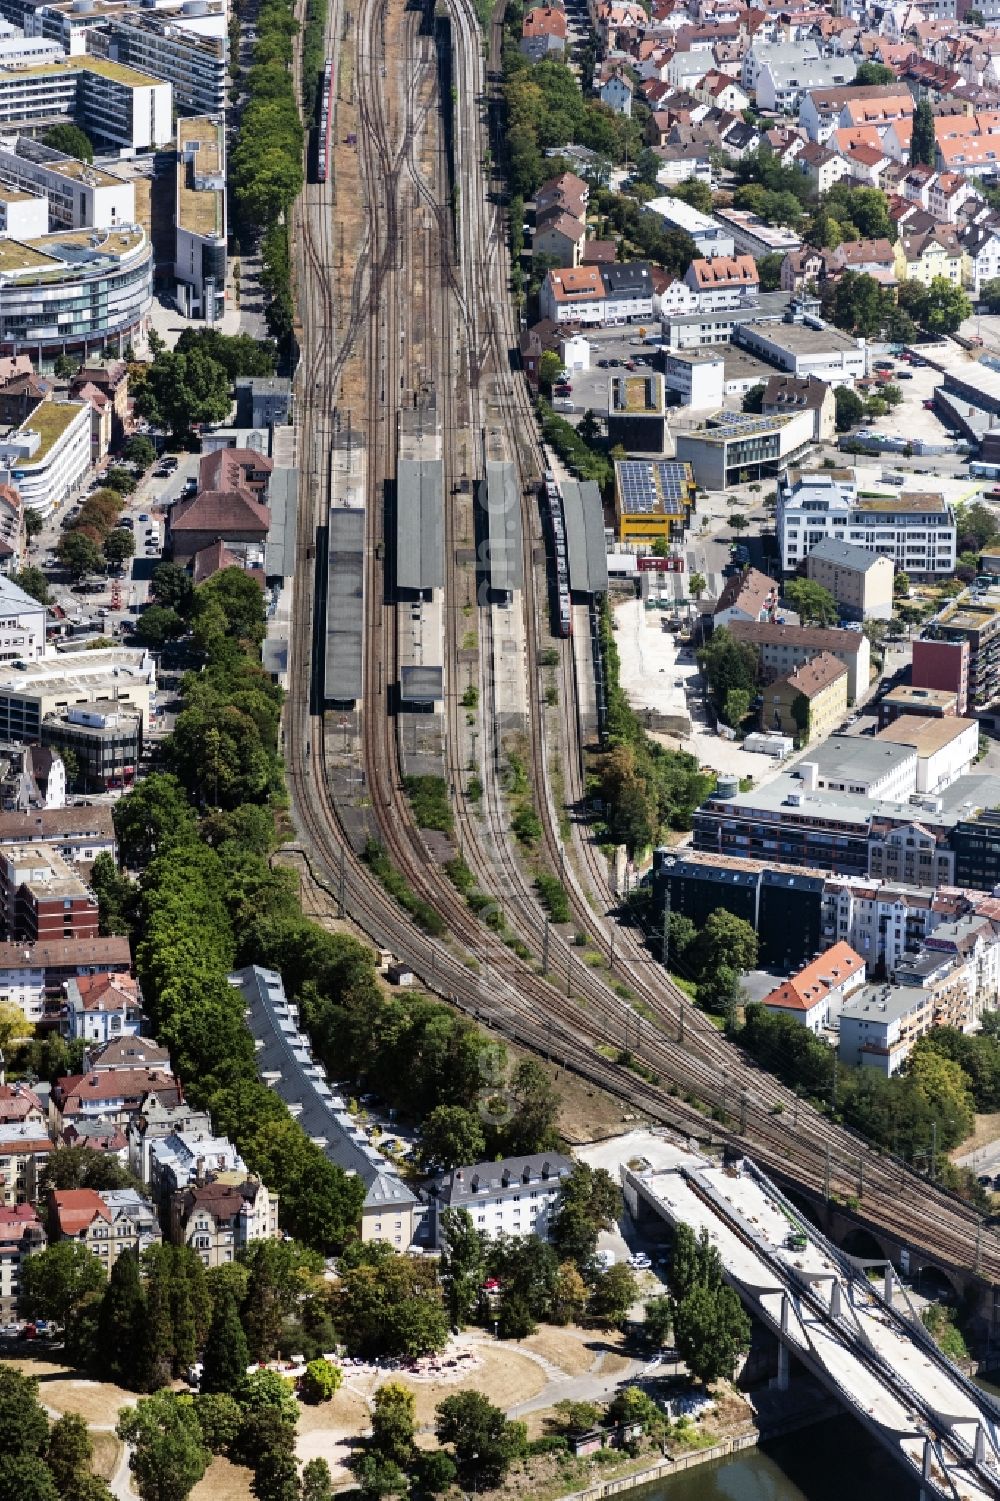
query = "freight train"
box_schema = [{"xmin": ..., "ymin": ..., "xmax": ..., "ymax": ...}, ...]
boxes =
[{"xmin": 316, "ymin": 57, "xmax": 334, "ymax": 184}]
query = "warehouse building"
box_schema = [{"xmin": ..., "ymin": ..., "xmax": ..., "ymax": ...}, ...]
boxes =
[{"xmin": 734, "ymin": 315, "xmax": 865, "ymax": 386}]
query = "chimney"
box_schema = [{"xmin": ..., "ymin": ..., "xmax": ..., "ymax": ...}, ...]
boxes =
[
  {"xmin": 195, "ymin": 1155, "xmax": 205, "ymax": 1185},
  {"xmin": 542, "ymin": 1159, "xmax": 551, "ymax": 1179}
]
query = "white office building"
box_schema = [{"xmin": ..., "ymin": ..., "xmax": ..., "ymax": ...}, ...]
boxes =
[
  {"xmin": 777, "ymin": 467, "xmax": 957, "ymax": 576},
  {"xmin": 105, "ymin": 14, "xmax": 227, "ymax": 117},
  {"xmin": 174, "ymin": 115, "xmax": 225, "ymax": 321},
  {"xmin": 0, "ymin": 400, "xmax": 89, "ymax": 518},
  {"xmin": 0, "ymin": 573, "xmax": 45, "ymax": 663},
  {"xmin": 646, "ymin": 195, "xmax": 734, "ymax": 258},
  {"xmin": 0, "ymin": 136, "xmax": 133, "ymax": 230},
  {"xmin": 0, "ymin": 58, "xmax": 171, "ymax": 152}
]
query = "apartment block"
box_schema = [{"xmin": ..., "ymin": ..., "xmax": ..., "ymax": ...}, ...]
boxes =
[
  {"xmin": 805, "ymin": 536, "xmax": 894, "ymax": 622},
  {"xmin": 0, "ymin": 842, "xmax": 97, "ymax": 942},
  {"xmin": 48, "ymin": 1186, "xmax": 160, "ymax": 1268},
  {"xmin": 0, "ymin": 1119, "xmax": 52, "ymax": 1205},
  {"xmin": 760, "ymin": 941, "xmax": 866, "ymax": 1032},
  {"xmin": 0, "ymin": 136, "xmax": 133, "ymax": 229},
  {"xmin": 105, "ymin": 14, "xmax": 227, "ymax": 117},
  {"xmin": 0, "ymin": 1203, "xmax": 44, "ymax": 1320},
  {"xmin": 170, "ymin": 1177, "xmax": 279, "ymax": 1267},
  {"xmin": 777, "ymin": 468, "xmax": 956, "ymax": 577},
  {"xmin": 425, "ymin": 1153, "xmax": 575, "ymax": 1247},
  {"xmin": 763, "ymin": 651, "xmax": 848, "ymax": 743},
  {"xmin": 920, "ymin": 588, "xmax": 1000, "ymax": 712},
  {"xmin": 726, "ymin": 619, "xmax": 870, "ymax": 701}
]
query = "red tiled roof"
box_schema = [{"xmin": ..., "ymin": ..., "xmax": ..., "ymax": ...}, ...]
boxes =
[
  {"xmin": 762, "ymin": 942, "xmax": 865, "ymax": 1012},
  {"xmin": 169, "ymin": 491, "xmax": 270, "ymax": 536},
  {"xmin": 73, "ymin": 971, "xmax": 139, "ymax": 1012},
  {"xmin": 49, "ymin": 1188, "xmax": 109, "ymax": 1236},
  {"xmin": 0, "ymin": 1084, "xmax": 44, "ymax": 1123}
]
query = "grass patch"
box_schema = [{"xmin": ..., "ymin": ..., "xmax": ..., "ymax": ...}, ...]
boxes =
[
  {"xmin": 922, "ymin": 1304, "xmax": 969, "ymax": 1361},
  {"xmin": 467, "ymin": 775, "xmax": 483, "ymax": 803},
  {"xmin": 404, "ymin": 775, "xmax": 453, "ymax": 834},
  {"xmin": 535, "ymin": 872, "xmax": 571, "ymax": 923},
  {"xmin": 362, "ymin": 839, "xmax": 444, "ymax": 935}
]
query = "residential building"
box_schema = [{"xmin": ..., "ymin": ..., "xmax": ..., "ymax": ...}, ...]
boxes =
[
  {"xmin": 762, "ymin": 375, "xmax": 836, "ymax": 443},
  {"xmin": 0, "ymin": 1202, "xmax": 44, "ymax": 1319},
  {"xmin": 0, "ymin": 572, "xmax": 44, "ymax": 662},
  {"xmin": 425, "ymin": 1153, "xmax": 575, "ymax": 1247},
  {"xmin": 752, "ymin": 50, "xmax": 855, "ymax": 113},
  {"xmin": 60, "ymin": 1119, "xmax": 129, "ymax": 1166},
  {"xmin": 0, "ymin": 743, "xmax": 65, "ymax": 812},
  {"xmin": 0, "ymin": 136, "xmax": 133, "ymax": 230},
  {"xmin": 896, "ymin": 223, "xmax": 963, "ymax": 286},
  {"xmin": 713, "ymin": 566, "xmax": 779, "ymax": 628},
  {"xmin": 805, "ymin": 535, "xmax": 894, "ymax": 621},
  {"xmin": 520, "ymin": 6, "xmax": 566, "ymax": 59},
  {"xmin": 174, "ymin": 115, "xmax": 226, "ymax": 322},
  {"xmin": 0, "ymin": 1120, "xmax": 51, "ymax": 1205},
  {"xmin": 147, "ymin": 1129, "xmax": 246, "ymax": 1203},
  {"xmin": 62, "ymin": 971, "xmax": 142, "ymax": 1044},
  {"xmin": 645, "ymin": 195, "xmax": 734, "ymax": 258},
  {"xmin": 875, "ymin": 716, "xmax": 979, "ymax": 795},
  {"xmin": 234, "ymin": 378, "xmax": 292, "ymax": 430},
  {"xmin": 760, "ymin": 941, "xmax": 866, "ymax": 1031},
  {"xmin": 601, "ymin": 261, "xmax": 655, "ymax": 324},
  {"xmin": 877, "ymin": 683, "xmax": 959, "ymax": 729},
  {"xmin": 961, "ymin": 219, "xmax": 1000, "ymax": 296},
  {"xmin": 170, "ymin": 1177, "xmax": 279, "ymax": 1267},
  {"xmin": 781, "ymin": 246, "xmax": 825, "ymax": 293},
  {"xmin": 86, "ymin": 1037, "xmax": 169, "ymax": 1074},
  {"xmin": 536, "ymin": 171, "xmax": 588, "ymax": 222},
  {"xmin": 606, "ymin": 373, "xmax": 666, "ymax": 454},
  {"xmin": 0, "ymin": 400, "xmax": 90, "ymax": 519},
  {"xmin": 777, "ymin": 469, "xmax": 956, "ymax": 577},
  {"xmin": 797, "ymin": 141, "xmax": 853, "ymax": 194},
  {"xmin": 919, "ymin": 588, "xmax": 1000, "ymax": 711},
  {"xmin": 652, "ymin": 143, "xmax": 714, "ymax": 190},
  {"xmin": 613, "ymin": 459, "xmax": 695, "ymax": 545},
  {"xmin": 104, "ymin": 14, "xmax": 227, "ymax": 117},
  {"xmin": 0, "ymin": 934, "xmax": 128, "ymax": 1023},
  {"xmin": 683, "ymin": 254, "xmax": 759, "ymax": 311},
  {"xmin": 127, "ymin": 1097, "xmax": 213, "ymax": 1185},
  {"xmin": 951, "ymin": 808, "xmax": 1000, "ymax": 891},
  {"xmin": 799, "ymin": 84, "xmax": 913, "ymax": 145},
  {"xmin": 0, "ymin": 842, "xmax": 97, "ymax": 943},
  {"xmin": 0, "ymin": 804, "xmax": 115, "ymax": 864},
  {"xmin": 727, "ymin": 618, "xmax": 870, "ymax": 700},
  {"xmin": 733, "ymin": 316, "xmax": 865, "ymax": 386},
  {"xmin": 674, "ymin": 407, "xmax": 814, "ymax": 490},
  {"xmin": 69, "ymin": 360, "xmax": 128, "ymax": 445},
  {"xmin": 50, "ymin": 1066, "xmax": 182, "ymax": 1133},
  {"xmin": 764, "ymin": 651, "xmax": 849, "ymax": 742},
  {"xmin": 534, "ymin": 208, "xmax": 587, "ymax": 267},
  {"xmin": 48, "ymin": 1186, "xmax": 160, "ymax": 1266},
  {"xmin": 232, "ymin": 964, "xmax": 420, "ymax": 1246},
  {"xmin": 839, "ymin": 984, "xmax": 935, "ymax": 1074},
  {"xmin": 598, "ymin": 70, "xmax": 634, "ymax": 116},
  {"xmin": 0, "ymin": 1082, "xmax": 44, "ymax": 1126}
]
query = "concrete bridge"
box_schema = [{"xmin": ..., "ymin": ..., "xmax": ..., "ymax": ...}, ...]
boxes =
[{"xmin": 623, "ymin": 1156, "xmax": 1000, "ymax": 1500}]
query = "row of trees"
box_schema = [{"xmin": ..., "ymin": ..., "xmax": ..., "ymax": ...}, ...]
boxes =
[
  {"xmin": 134, "ymin": 329, "xmax": 276, "ymax": 441},
  {"xmin": 1, "ymin": 1368, "xmax": 114, "ymax": 1501},
  {"xmin": 594, "ymin": 601, "xmax": 714, "ymax": 856}
]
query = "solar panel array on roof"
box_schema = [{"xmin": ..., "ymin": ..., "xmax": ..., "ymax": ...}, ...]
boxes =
[
  {"xmin": 708, "ymin": 411, "xmax": 785, "ymax": 436},
  {"xmin": 617, "ymin": 461, "xmax": 689, "ymax": 516},
  {"xmin": 325, "ymin": 506, "xmax": 364, "ymax": 704},
  {"xmin": 561, "ymin": 479, "xmax": 608, "ymax": 595},
  {"xmin": 479, "ymin": 462, "xmax": 523, "ymax": 592},
  {"xmin": 396, "ymin": 459, "xmax": 444, "ymax": 593}
]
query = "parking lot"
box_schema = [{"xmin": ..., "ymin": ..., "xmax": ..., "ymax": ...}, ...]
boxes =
[{"xmin": 551, "ymin": 327, "xmax": 659, "ymax": 424}]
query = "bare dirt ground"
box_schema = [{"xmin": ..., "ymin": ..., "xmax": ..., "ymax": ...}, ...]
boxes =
[
  {"xmin": 190, "ymin": 1457, "xmax": 253, "ymax": 1501},
  {"xmin": 520, "ymin": 1328, "xmax": 599, "ymax": 1378},
  {"xmin": 389, "ymin": 1346, "xmax": 548, "ymax": 1429},
  {"xmin": 295, "ymin": 1386, "xmax": 371, "ymax": 1482},
  {"xmin": 89, "ymin": 1432, "xmax": 123, "ymax": 1481},
  {"xmin": 2, "ymin": 1355, "xmax": 135, "ymax": 1425},
  {"xmin": 953, "ymin": 1112, "xmax": 1000, "ymax": 1159}
]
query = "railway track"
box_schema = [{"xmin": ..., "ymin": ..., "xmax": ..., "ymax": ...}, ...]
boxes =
[{"xmin": 283, "ymin": 0, "xmax": 1000, "ymax": 1284}]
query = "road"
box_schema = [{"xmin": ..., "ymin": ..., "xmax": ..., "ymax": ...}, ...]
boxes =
[{"xmin": 281, "ymin": 0, "xmax": 1000, "ymax": 1294}]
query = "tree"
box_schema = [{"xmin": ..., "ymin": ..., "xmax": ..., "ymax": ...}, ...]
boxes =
[
  {"xmin": 0, "ymin": 997, "xmax": 32, "ymax": 1054},
  {"xmin": 672, "ymin": 1280, "xmax": 750, "ymax": 1385},
  {"xmin": 24, "ymin": 507, "xmax": 42, "ymax": 542},
  {"xmin": 151, "ymin": 562, "xmax": 195, "ymax": 616},
  {"xmin": 906, "ymin": 1046, "xmax": 974, "ymax": 1147},
  {"xmin": 20, "ymin": 1240, "xmax": 106, "ymax": 1327},
  {"xmin": 114, "ymin": 772, "xmax": 198, "ymax": 867},
  {"xmin": 135, "ymin": 349, "xmax": 232, "ymax": 437},
  {"xmin": 43, "ymin": 124, "xmax": 93, "ymax": 162},
  {"xmin": 57, "ymin": 532, "xmax": 103, "ymax": 579},
  {"xmin": 538, "ymin": 350, "xmax": 562, "ymax": 391},
  {"xmin": 0, "ymin": 1457, "xmax": 58, "ymax": 1501},
  {"xmin": 46, "ymin": 1414, "xmax": 93, "ymax": 1498},
  {"xmin": 606, "ymin": 1386, "xmax": 661, "ymax": 1431},
  {"xmin": 435, "ymin": 1392, "xmax": 527, "ymax": 1487},
  {"xmin": 40, "ymin": 1146, "xmax": 139, "ymax": 1193},
  {"xmin": 192, "ymin": 1393, "xmax": 242, "ymax": 1454},
  {"xmin": 370, "ymin": 1382, "xmax": 416, "ymax": 1468},
  {"xmin": 741, "ymin": 383, "xmax": 765, "ymax": 414},
  {"xmin": 134, "ymin": 605, "xmax": 185, "ymax": 649},
  {"xmin": 643, "ymin": 1295, "xmax": 673, "ymax": 1349},
  {"xmin": 855, "ymin": 61, "xmax": 895, "ymax": 85},
  {"xmin": 418, "ymin": 1104, "xmax": 485, "ymax": 1170},
  {"xmin": 99, "ymin": 1248, "xmax": 146, "ymax": 1388},
  {"xmin": 550, "ymin": 1163, "xmax": 621, "ymax": 1267},
  {"xmin": 103, "ymin": 468, "xmax": 137, "ymax": 496},
  {"xmin": 967, "ymin": 7, "xmax": 985, "ymax": 21},
  {"xmin": 123, "ymin": 435, "xmax": 157, "ymax": 470},
  {"xmin": 104, "ymin": 529, "xmax": 136, "ymax": 568},
  {"xmin": 550, "ymin": 1400, "xmax": 602, "ymax": 1436},
  {"xmin": 693, "ymin": 909, "xmax": 758, "ymax": 980},
  {"xmin": 834, "ymin": 385, "xmax": 864, "ymax": 432},
  {"xmin": 353, "ymin": 1456, "xmax": 408, "ymax": 1500},
  {"xmin": 894, "ymin": 571, "xmax": 911, "ymax": 597},
  {"xmin": 0, "ymin": 1367, "xmax": 49, "ymax": 1458},
  {"xmin": 728, "ymin": 513, "xmax": 749, "ymax": 536},
  {"xmin": 757, "ymin": 253, "xmax": 784, "ymax": 292},
  {"xmin": 722, "ymin": 688, "xmax": 751, "ymax": 728},
  {"xmin": 924, "ymin": 276, "xmax": 971, "ymax": 335},
  {"xmin": 300, "ymin": 1359, "xmax": 341, "ymax": 1405},
  {"xmin": 910, "ymin": 95, "xmax": 936, "ymax": 167},
  {"xmin": 117, "ymin": 1394, "xmax": 210, "ymax": 1501},
  {"xmin": 11, "ymin": 567, "xmax": 49, "ymax": 605},
  {"xmin": 301, "ymin": 1460, "xmax": 332, "ymax": 1501},
  {"xmin": 688, "ymin": 571, "xmax": 706, "ymax": 600},
  {"xmin": 981, "ymin": 278, "xmax": 1000, "ymax": 314},
  {"xmin": 588, "ymin": 1263, "xmax": 638, "ymax": 1328},
  {"xmin": 785, "ymin": 578, "xmax": 838, "ymax": 627},
  {"xmin": 175, "ymin": 330, "xmax": 277, "ymax": 382},
  {"xmin": 438, "ymin": 1208, "xmax": 485, "ymax": 1327},
  {"xmin": 412, "ymin": 1452, "xmax": 456, "ymax": 1496},
  {"xmin": 697, "ymin": 627, "xmax": 758, "ymax": 719},
  {"xmin": 201, "ymin": 1287, "xmax": 250, "ymax": 1394}
]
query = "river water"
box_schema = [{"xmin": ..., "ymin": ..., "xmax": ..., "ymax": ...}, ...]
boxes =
[{"xmin": 632, "ymin": 1415, "xmax": 920, "ymax": 1501}]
